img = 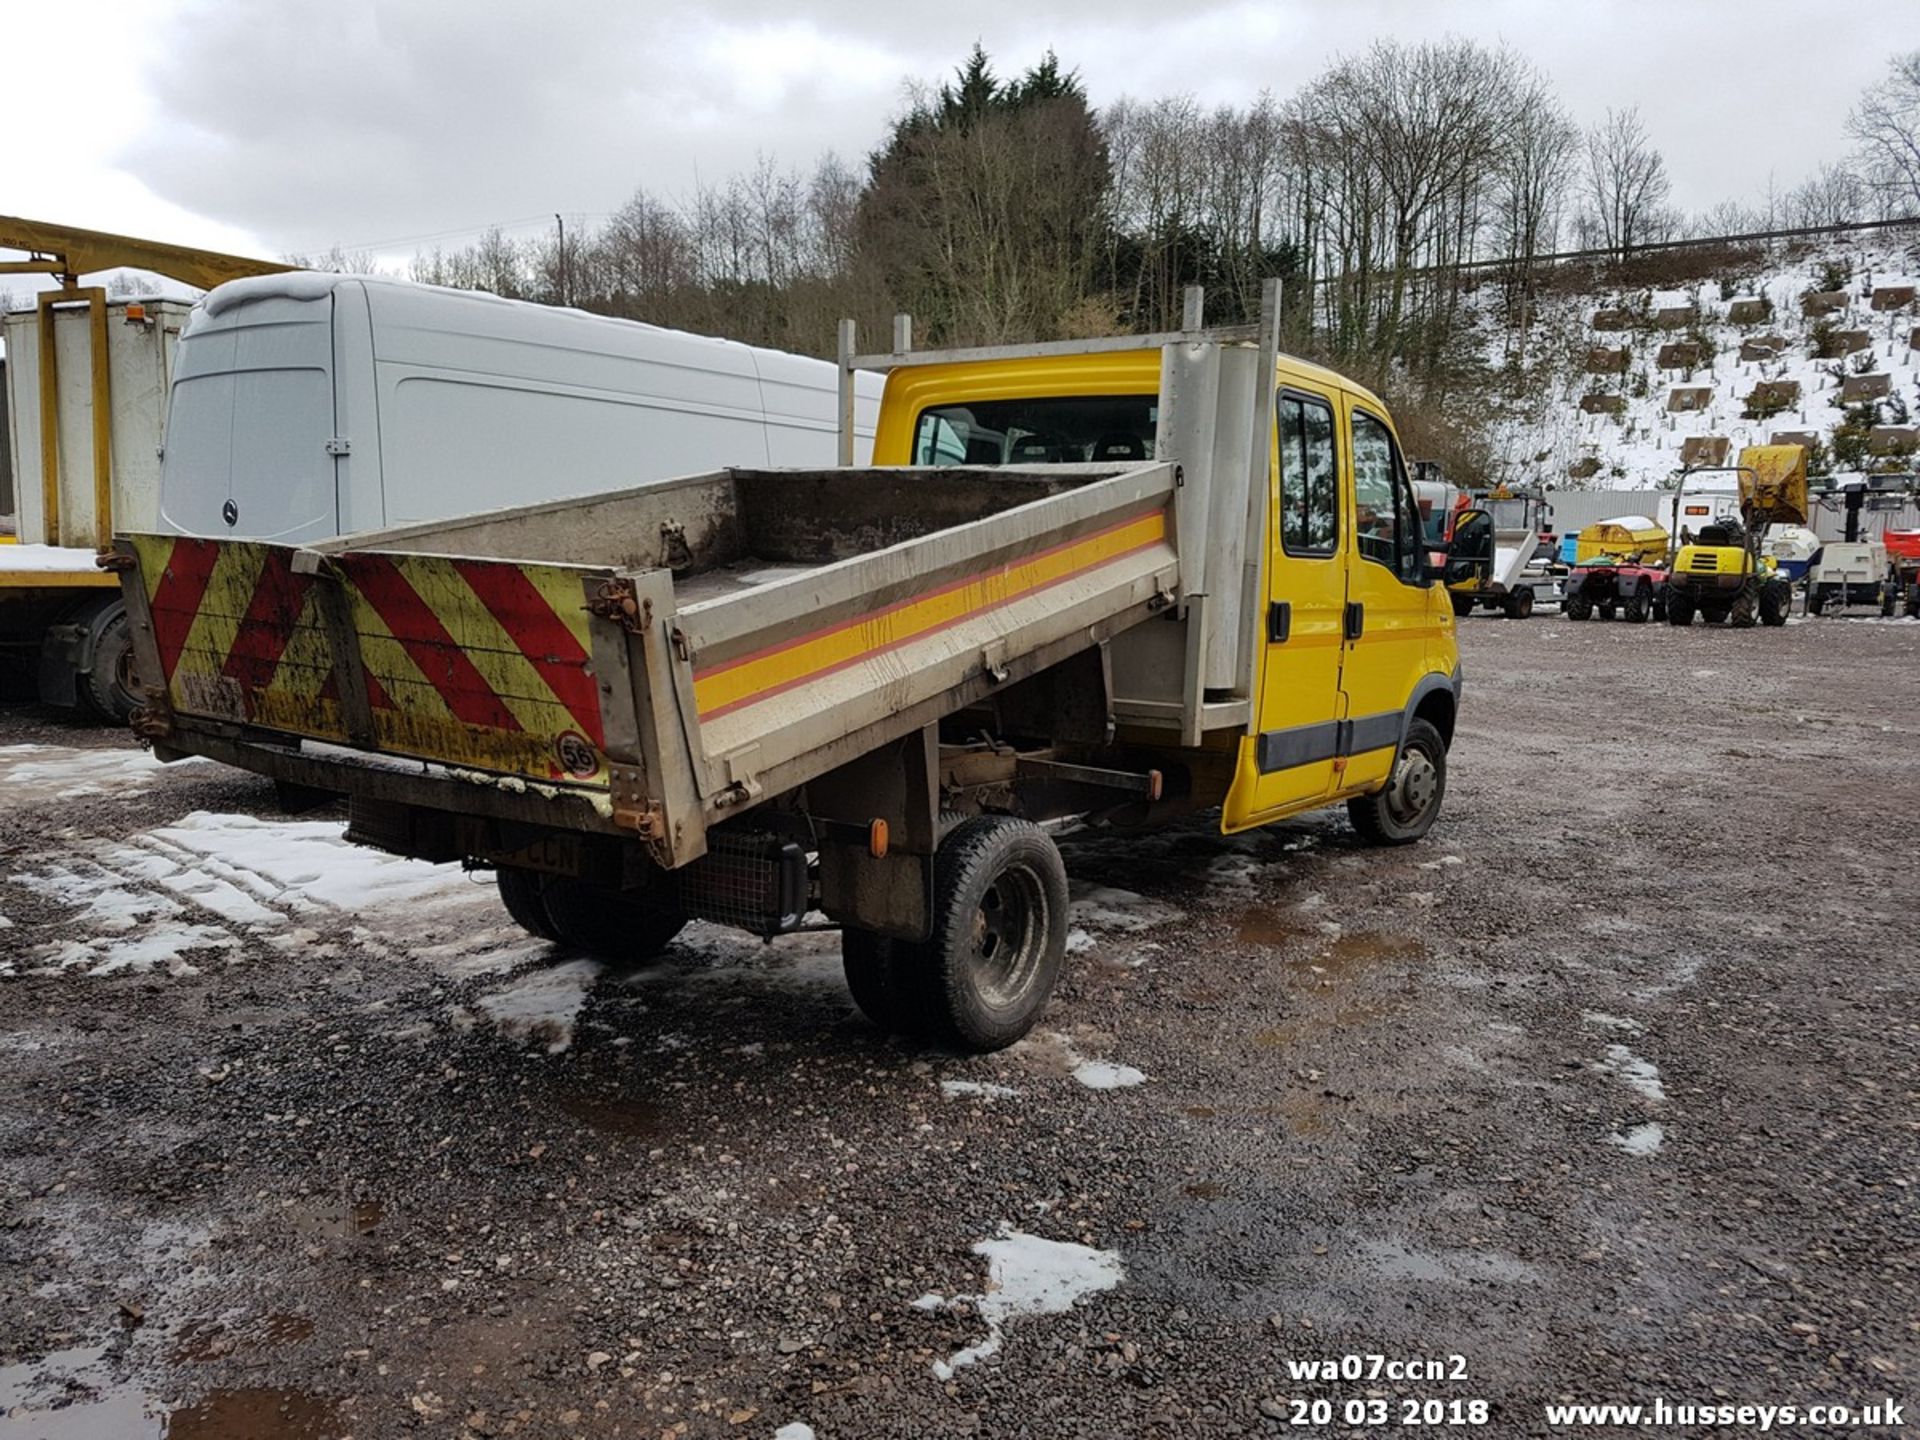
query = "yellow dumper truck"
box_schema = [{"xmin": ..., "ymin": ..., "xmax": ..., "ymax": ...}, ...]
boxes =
[
  {"xmin": 1664, "ymin": 444, "xmax": 1804, "ymax": 628},
  {"xmin": 110, "ymin": 285, "xmax": 1476, "ymax": 1051}
]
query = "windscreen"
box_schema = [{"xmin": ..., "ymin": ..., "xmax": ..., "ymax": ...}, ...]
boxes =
[{"xmin": 911, "ymin": 395, "xmax": 1157, "ymax": 467}]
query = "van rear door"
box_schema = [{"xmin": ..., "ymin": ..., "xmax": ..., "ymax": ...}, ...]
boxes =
[{"xmin": 161, "ymin": 291, "xmax": 337, "ymax": 542}]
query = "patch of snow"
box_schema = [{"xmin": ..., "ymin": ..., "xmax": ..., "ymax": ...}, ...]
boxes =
[
  {"xmin": 1610, "ymin": 1122, "xmax": 1666, "ymax": 1156},
  {"xmin": 1582, "ymin": 1011, "xmax": 1645, "ymax": 1035},
  {"xmin": 0, "ymin": 544, "xmax": 105, "ymax": 574},
  {"xmin": 922, "ymin": 1226, "xmax": 1125, "ymax": 1381},
  {"xmin": 1071, "ymin": 1060, "xmax": 1146, "ymax": 1090},
  {"xmin": 773, "ymin": 1425, "xmax": 816, "ymax": 1440},
  {"xmin": 1064, "ymin": 927, "xmax": 1096, "ymax": 955},
  {"xmin": 941, "ymin": 1079, "xmax": 1019, "ymax": 1100},
  {"xmin": 1067, "ymin": 884, "xmax": 1183, "ymax": 934},
  {"xmin": 1597, "ymin": 1043, "xmax": 1667, "ymax": 1103},
  {"xmin": 0, "ymin": 742, "xmax": 201, "ymax": 800},
  {"xmin": 476, "ymin": 960, "xmax": 605, "ymax": 1054}
]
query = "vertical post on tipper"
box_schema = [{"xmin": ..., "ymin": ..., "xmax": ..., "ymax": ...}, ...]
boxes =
[
  {"xmin": 1236, "ymin": 277, "xmax": 1284, "ymax": 689},
  {"xmin": 892, "ymin": 312, "xmax": 912, "ymax": 356},
  {"xmin": 836, "ymin": 318, "xmax": 856, "ymax": 467},
  {"xmin": 1182, "ymin": 284, "xmax": 1204, "ymax": 334}
]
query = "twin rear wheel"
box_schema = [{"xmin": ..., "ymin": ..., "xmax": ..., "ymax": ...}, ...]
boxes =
[
  {"xmin": 843, "ymin": 816, "xmax": 1070, "ymax": 1053},
  {"xmin": 495, "ymin": 866, "xmax": 687, "ymax": 963}
]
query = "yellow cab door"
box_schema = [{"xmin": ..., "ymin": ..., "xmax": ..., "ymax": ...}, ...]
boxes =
[
  {"xmin": 1222, "ymin": 385, "xmax": 1348, "ymax": 828},
  {"xmin": 1337, "ymin": 396, "xmax": 1442, "ymax": 793}
]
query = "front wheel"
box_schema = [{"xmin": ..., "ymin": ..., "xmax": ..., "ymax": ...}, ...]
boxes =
[
  {"xmin": 916, "ymin": 817, "xmax": 1070, "ymax": 1052},
  {"xmin": 1667, "ymin": 595, "xmax": 1695, "ymax": 626},
  {"xmin": 1348, "ymin": 718, "xmax": 1447, "ymax": 847}
]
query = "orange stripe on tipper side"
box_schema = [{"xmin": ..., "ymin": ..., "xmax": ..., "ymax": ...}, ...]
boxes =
[{"xmin": 692, "ymin": 510, "xmax": 1167, "ymax": 721}]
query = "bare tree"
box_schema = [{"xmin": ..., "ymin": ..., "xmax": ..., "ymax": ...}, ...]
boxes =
[
  {"xmin": 1847, "ymin": 50, "xmax": 1920, "ymax": 216},
  {"xmin": 1786, "ymin": 163, "xmax": 1866, "ymax": 228},
  {"xmin": 1584, "ymin": 107, "xmax": 1671, "ymax": 257}
]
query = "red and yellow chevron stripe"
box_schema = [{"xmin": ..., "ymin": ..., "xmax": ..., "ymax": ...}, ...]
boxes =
[{"xmin": 130, "ymin": 535, "xmax": 608, "ymax": 785}]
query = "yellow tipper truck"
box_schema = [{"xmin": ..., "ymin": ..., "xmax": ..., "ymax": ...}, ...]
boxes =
[{"xmin": 111, "ymin": 284, "xmax": 1477, "ymax": 1052}]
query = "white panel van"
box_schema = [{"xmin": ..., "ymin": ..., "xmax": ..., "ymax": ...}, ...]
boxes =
[{"xmin": 160, "ymin": 274, "xmax": 882, "ymax": 544}]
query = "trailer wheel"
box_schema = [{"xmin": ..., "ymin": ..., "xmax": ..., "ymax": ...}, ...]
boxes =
[
  {"xmin": 1502, "ymin": 587, "xmax": 1534, "ymax": 620},
  {"xmin": 1564, "ymin": 592, "xmax": 1593, "ymax": 621},
  {"xmin": 496, "ymin": 866, "xmax": 564, "ymax": 942},
  {"xmin": 77, "ymin": 603, "xmax": 140, "ymax": 724},
  {"xmin": 1806, "ymin": 588, "xmax": 1826, "ymax": 617},
  {"xmin": 1760, "ymin": 580, "xmax": 1791, "ymax": 627},
  {"xmin": 1623, "ymin": 589, "xmax": 1649, "ymax": 624},
  {"xmin": 1348, "ymin": 718, "xmax": 1447, "ymax": 847},
  {"xmin": 919, "ymin": 816, "xmax": 1068, "ymax": 1053},
  {"xmin": 841, "ymin": 929, "xmax": 928, "ymax": 1038},
  {"xmin": 541, "ymin": 875, "xmax": 686, "ymax": 964}
]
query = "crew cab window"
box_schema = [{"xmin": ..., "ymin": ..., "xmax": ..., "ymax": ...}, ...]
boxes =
[
  {"xmin": 1352, "ymin": 411, "xmax": 1424, "ymax": 585},
  {"xmin": 1277, "ymin": 393, "xmax": 1338, "ymax": 555},
  {"xmin": 912, "ymin": 396, "xmax": 1157, "ymax": 467}
]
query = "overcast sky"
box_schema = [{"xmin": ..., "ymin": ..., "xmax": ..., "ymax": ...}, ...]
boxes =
[{"xmin": 2, "ymin": 0, "xmax": 1903, "ymax": 283}]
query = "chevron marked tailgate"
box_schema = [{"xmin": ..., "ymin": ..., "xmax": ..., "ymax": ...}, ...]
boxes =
[{"xmin": 129, "ymin": 534, "xmax": 614, "ymax": 786}]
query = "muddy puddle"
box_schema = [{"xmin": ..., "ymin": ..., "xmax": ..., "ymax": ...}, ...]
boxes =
[
  {"xmin": 0, "ymin": 1343, "xmax": 336, "ymax": 1439},
  {"xmin": 555, "ymin": 1089, "xmax": 664, "ymax": 1140},
  {"xmin": 284, "ymin": 1196, "xmax": 384, "ymax": 1247}
]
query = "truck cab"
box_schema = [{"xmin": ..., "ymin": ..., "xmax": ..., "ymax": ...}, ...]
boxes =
[{"xmin": 871, "ymin": 347, "xmax": 1463, "ymax": 833}]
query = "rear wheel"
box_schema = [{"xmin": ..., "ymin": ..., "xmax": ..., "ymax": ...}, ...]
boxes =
[
  {"xmin": 1564, "ymin": 592, "xmax": 1593, "ymax": 621},
  {"xmin": 1348, "ymin": 718, "xmax": 1447, "ymax": 847},
  {"xmin": 918, "ymin": 817, "xmax": 1069, "ymax": 1052},
  {"xmin": 1760, "ymin": 580, "xmax": 1791, "ymax": 627},
  {"xmin": 1502, "ymin": 587, "xmax": 1534, "ymax": 620},
  {"xmin": 76, "ymin": 603, "xmax": 140, "ymax": 723},
  {"xmin": 1729, "ymin": 582, "xmax": 1758, "ymax": 629},
  {"xmin": 497, "ymin": 866, "xmax": 564, "ymax": 942},
  {"xmin": 1623, "ymin": 589, "xmax": 1650, "ymax": 623},
  {"xmin": 541, "ymin": 874, "xmax": 686, "ymax": 964},
  {"xmin": 842, "ymin": 927, "xmax": 928, "ymax": 1038}
]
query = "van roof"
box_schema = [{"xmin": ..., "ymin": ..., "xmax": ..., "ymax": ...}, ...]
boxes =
[{"xmin": 199, "ymin": 271, "xmax": 861, "ymax": 375}]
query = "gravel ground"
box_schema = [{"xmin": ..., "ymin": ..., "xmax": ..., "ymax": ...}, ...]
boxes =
[{"xmin": 1, "ymin": 615, "xmax": 1916, "ymax": 1439}]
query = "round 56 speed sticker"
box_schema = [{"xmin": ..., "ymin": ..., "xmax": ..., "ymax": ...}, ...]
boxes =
[{"xmin": 554, "ymin": 731, "xmax": 600, "ymax": 779}]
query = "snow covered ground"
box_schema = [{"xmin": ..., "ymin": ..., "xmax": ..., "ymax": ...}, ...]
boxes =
[{"xmin": 1484, "ymin": 234, "xmax": 1920, "ymax": 489}]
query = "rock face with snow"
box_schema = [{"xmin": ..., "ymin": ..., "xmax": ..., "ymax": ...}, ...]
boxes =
[{"xmin": 1488, "ymin": 235, "xmax": 1920, "ymax": 489}]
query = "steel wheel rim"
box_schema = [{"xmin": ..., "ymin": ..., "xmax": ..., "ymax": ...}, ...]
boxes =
[
  {"xmin": 967, "ymin": 864, "xmax": 1047, "ymax": 1010},
  {"xmin": 1387, "ymin": 744, "xmax": 1439, "ymax": 825}
]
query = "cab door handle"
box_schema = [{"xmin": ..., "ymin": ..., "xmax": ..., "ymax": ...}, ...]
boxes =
[
  {"xmin": 1267, "ymin": 601, "xmax": 1291, "ymax": 642},
  {"xmin": 1344, "ymin": 601, "xmax": 1365, "ymax": 641}
]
